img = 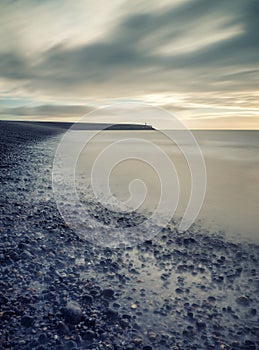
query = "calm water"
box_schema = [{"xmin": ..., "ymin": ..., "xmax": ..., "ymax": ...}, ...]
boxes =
[{"xmin": 72, "ymin": 130, "xmax": 259, "ymax": 243}]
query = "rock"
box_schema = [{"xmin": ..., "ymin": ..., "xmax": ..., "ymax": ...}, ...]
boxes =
[
  {"xmin": 38, "ymin": 334, "xmax": 47, "ymax": 344},
  {"xmin": 21, "ymin": 250, "xmax": 34, "ymax": 259},
  {"xmin": 133, "ymin": 337, "xmax": 142, "ymax": 345},
  {"xmin": 113, "ymin": 302, "xmax": 120, "ymax": 308},
  {"xmin": 9, "ymin": 250, "xmax": 20, "ymax": 261},
  {"xmin": 175, "ymin": 288, "xmax": 184, "ymax": 294},
  {"xmin": 208, "ymin": 296, "xmax": 216, "ymax": 302},
  {"xmin": 56, "ymin": 321, "xmax": 70, "ymax": 334},
  {"xmin": 122, "ymin": 314, "xmax": 131, "ymax": 321},
  {"xmin": 183, "ymin": 237, "xmax": 196, "ymax": 245},
  {"xmin": 105, "ymin": 309, "xmax": 118, "ymax": 320},
  {"xmin": 102, "ymin": 288, "xmax": 115, "ymax": 299},
  {"xmin": 148, "ymin": 332, "xmax": 157, "ymax": 340},
  {"xmin": 83, "ymin": 316, "xmax": 96, "ymax": 327},
  {"xmin": 0, "ymin": 253, "xmax": 5, "ymax": 262},
  {"xmin": 196, "ymin": 320, "xmax": 206, "ymax": 330},
  {"xmin": 187, "ymin": 312, "xmax": 194, "ymax": 320},
  {"xmin": 82, "ymin": 294, "xmax": 93, "ymax": 305},
  {"xmin": 66, "ymin": 340, "xmax": 77, "ymax": 348},
  {"xmin": 235, "ymin": 295, "xmax": 250, "ymax": 306},
  {"xmin": 21, "ymin": 315, "xmax": 34, "ymax": 327},
  {"xmin": 244, "ymin": 340, "xmax": 256, "ymax": 349},
  {"xmin": 89, "ymin": 286, "xmax": 102, "ymax": 296},
  {"xmin": 63, "ymin": 301, "xmax": 82, "ymax": 325},
  {"xmin": 84, "ymin": 330, "xmax": 96, "ymax": 341}
]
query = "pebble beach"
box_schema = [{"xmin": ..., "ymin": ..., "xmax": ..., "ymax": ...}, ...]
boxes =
[{"xmin": 0, "ymin": 121, "xmax": 258, "ymax": 350}]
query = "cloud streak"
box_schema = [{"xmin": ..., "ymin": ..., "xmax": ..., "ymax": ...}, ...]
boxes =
[{"xmin": 0, "ymin": 104, "xmax": 91, "ymax": 116}]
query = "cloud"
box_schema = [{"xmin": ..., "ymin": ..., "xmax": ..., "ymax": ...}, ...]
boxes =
[
  {"xmin": 186, "ymin": 115, "xmax": 259, "ymax": 130},
  {"xmin": 0, "ymin": 104, "xmax": 92, "ymax": 119},
  {"xmin": 0, "ymin": 0, "xmax": 258, "ymax": 127}
]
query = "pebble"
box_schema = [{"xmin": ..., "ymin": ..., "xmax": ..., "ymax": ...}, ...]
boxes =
[
  {"xmin": 82, "ymin": 294, "xmax": 93, "ymax": 304},
  {"xmin": 56, "ymin": 321, "xmax": 70, "ymax": 335},
  {"xmin": 21, "ymin": 315, "xmax": 34, "ymax": 327},
  {"xmin": 84, "ymin": 330, "xmax": 96, "ymax": 341},
  {"xmin": 148, "ymin": 332, "xmax": 157, "ymax": 340},
  {"xmin": 63, "ymin": 301, "xmax": 82, "ymax": 325},
  {"xmin": 105, "ymin": 309, "xmax": 118, "ymax": 320},
  {"xmin": 196, "ymin": 320, "xmax": 207, "ymax": 330},
  {"xmin": 102, "ymin": 288, "xmax": 115, "ymax": 298},
  {"xmin": 235, "ymin": 295, "xmax": 250, "ymax": 306}
]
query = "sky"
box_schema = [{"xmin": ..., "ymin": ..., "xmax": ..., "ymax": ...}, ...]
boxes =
[{"xmin": 0, "ymin": 0, "xmax": 259, "ymax": 129}]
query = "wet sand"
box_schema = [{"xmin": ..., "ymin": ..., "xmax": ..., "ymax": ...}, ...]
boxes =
[{"xmin": 0, "ymin": 122, "xmax": 258, "ymax": 350}]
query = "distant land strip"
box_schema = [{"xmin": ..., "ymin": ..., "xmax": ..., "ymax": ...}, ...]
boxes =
[{"xmin": 0, "ymin": 121, "xmax": 154, "ymax": 130}]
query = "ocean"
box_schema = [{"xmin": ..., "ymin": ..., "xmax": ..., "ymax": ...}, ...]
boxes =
[{"xmin": 71, "ymin": 129, "xmax": 259, "ymax": 244}]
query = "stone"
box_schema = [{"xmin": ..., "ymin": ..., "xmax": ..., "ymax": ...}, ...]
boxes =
[
  {"xmin": 82, "ymin": 294, "xmax": 93, "ymax": 304},
  {"xmin": 102, "ymin": 288, "xmax": 115, "ymax": 299},
  {"xmin": 196, "ymin": 320, "xmax": 206, "ymax": 330},
  {"xmin": 105, "ymin": 309, "xmax": 118, "ymax": 320},
  {"xmin": 56, "ymin": 321, "xmax": 70, "ymax": 335},
  {"xmin": 235, "ymin": 295, "xmax": 250, "ymax": 306},
  {"xmin": 21, "ymin": 315, "xmax": 34, "ymax": 327},
  {"xmin": 63, "ymin": 301, "xmax": 82, "ymax": 325},
  {"xmin": 84, "ymin": 330, "xmax": 96, "ymax": 341},
  {"xmin": 38, "ymin": 334, "xmax": 47, "ymax": 344}
]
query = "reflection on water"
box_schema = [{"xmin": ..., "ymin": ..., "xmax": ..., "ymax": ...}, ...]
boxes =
[{"xmin": 75, "ymin": 130, "xmax": 259, "ymax": 243}]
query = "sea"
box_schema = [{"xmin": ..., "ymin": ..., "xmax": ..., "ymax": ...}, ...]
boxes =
[{"xmin": 62, "ymin": 129, "xmax": 259, "ymax": 244}]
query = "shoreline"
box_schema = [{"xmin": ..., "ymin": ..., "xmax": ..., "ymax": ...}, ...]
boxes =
[{"xmin": 0, "ymin": 122, "xmax": 258, "ymax": 349}]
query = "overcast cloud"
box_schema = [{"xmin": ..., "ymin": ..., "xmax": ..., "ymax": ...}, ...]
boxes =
[{"xmin": 0, "ymin": 0, "xmax": 259, "ymax": 128}]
